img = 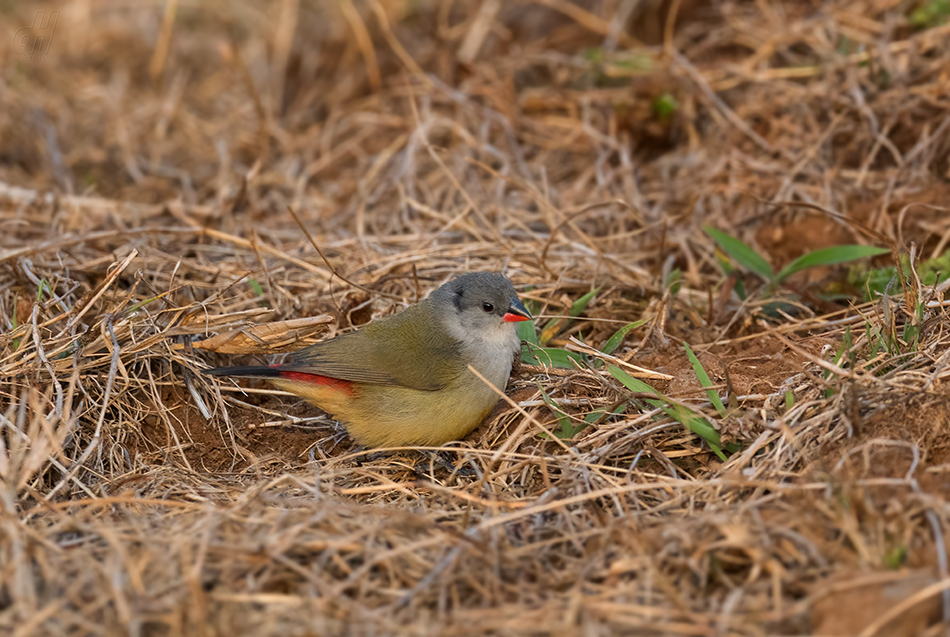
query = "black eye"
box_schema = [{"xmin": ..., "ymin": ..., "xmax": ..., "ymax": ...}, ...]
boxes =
[{"xmin": 482, "ymin": 302, "xmax": 494, "ymax": 313}]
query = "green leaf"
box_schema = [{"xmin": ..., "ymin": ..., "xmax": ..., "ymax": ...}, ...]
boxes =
[
  {"xmin": 570, "ymin": 288, "xmax": 599, "ymax": 317},
  {"xmin": 909, "ymin": 0, "xmax": 950, "ymax": 27},
  {"xmin": 775, "ymin": 245, "xmax": 889, "ymax": 283},
  {"xmin": 602, "ymin": 319, "xmax": 647, "ymax": 355},
  {"xmin": 714, "ymin": 251, "xmax": 736, "ymax": 276},
  {"xmin": 522, "ymin": 342, "xmax": 584, "ymax": 369},
  {"xmin": 684, "ymin": 343, "xmax": 726, "ymax": 417},
  {"xmin": 904, "ymin": 321, "xmax": 920, "ymax": 348},
  {"xmin": 607, "ymin": 364, "xmax": 658, "ymax": 394},
  {"xmin": 248, "ymin": 277, "xmax": 265, "ymax": 297},
  {"xmin": 661, "ymin": 404, "xmax": 725, "ymax": 460},
  {"xmin": 653, "ymin": 93, "xmax": 678, "ymax": 117},
  {"xmin": 608, "ymin": 365, "xmax": 726, "ymax": 460},
  {"xmin": 884, "ymin": 545, "xmax": 907, "ymax": 569},
  {"xmin": 518, "ymin": 320, "xmax": 539, "ymax": 346},
  {"xmin": 732, "ymin": 278, "xmax": 748, "ymax": 300},
  {"xmin": 665, "ymin": 268, "xmax": 682, "ymax": 294},
  {"xmin": 704, "ymin": 225, "xmax": 774, "ymax": 281}
]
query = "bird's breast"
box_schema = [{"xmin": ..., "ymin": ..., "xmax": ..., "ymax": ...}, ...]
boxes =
[{"xmin": 461, "ymin": 338, "xmax": 517, "ymax": 391}]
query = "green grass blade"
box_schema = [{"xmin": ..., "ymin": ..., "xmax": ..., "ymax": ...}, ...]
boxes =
[
  {"xmin": 570, "ymin": 288, "xmax": 599, "ymax": 317},
  {"xmin": 522, "ymin": 342, "xmax": 584, "ymax": 369},
  {"xmin": 608, "ymin": 365, "xmax": 726, "ymax": 460},
  {"xmin": 601, "ymin": 319, "xmax": 647, "ymax": 355},
  {"xmin": 518, "ymin": 320, "xmax": 539, "ymax": 346},
  {"xmin": 665, "ymin": 268, "xmax": 682, "ymax": 294},
  {"xmin": 607, "ymin": 364, "xmax": 658, "ymax": 393},
  {"xmin": 662, "ymin": 404, "xmax": 725, "ymax": 461},
  {"xmin": 704, "ymin": 225, "xmax": 774, "ymax": 281},
  {"xmin": 248, "ymin": 277, "xmax": 265, "ymax": 297},
  {"xmin": 775, "ymin": 245, "xmax": 889, "ymax": 283},
  {"xmin": 684, "ymin": 343, "xmax": 726, "ymax": 417}
]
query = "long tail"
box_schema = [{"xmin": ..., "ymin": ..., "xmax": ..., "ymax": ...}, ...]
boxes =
[
  {"xmin": 203, "ymin": 365, "xmax": 280, "ymax": 378},
  {"xmin": 205, "ymin": 365, "xmax": 354, "ymax": 394}
]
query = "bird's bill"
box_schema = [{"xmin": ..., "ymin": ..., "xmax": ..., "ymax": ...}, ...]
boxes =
[{"xmin": 503, "ymin": 298, "xmax": 533, "ymax": 323}]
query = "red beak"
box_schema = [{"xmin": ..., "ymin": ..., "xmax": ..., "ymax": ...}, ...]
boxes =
[{"xmin": 503, "ymin": 298, "xmax": 532, "ymax": 323}]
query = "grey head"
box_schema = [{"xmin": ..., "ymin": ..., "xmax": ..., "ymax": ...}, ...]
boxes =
[{"xmin": 429, "ymin": 272, "xmax": 532, "ymax": 354}]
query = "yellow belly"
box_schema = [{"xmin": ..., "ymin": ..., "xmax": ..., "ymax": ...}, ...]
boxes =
[{"xmin": 269, "ymin": 378, "xmax": 499, "ymax": 447}]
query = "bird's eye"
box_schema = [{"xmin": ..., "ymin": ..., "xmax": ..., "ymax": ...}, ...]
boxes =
[{"xmin": 482, "ymin": 302, "xmax": 494, "ymax": 313}]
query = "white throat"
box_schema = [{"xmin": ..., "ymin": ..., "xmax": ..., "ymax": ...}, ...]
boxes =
[{"xmin": 443, "ymin": 314, "xmax": 521, "ymax": 390}]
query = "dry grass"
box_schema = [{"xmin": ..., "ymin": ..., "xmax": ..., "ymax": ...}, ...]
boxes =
[{"xmin": 3, "ymin": 0, "xmax": 950, "ymax": 634}]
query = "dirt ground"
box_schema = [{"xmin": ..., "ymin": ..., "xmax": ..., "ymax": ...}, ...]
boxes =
[{"xmin": 3, "ymin": 1, "xmax": 950, "ymax": 635}]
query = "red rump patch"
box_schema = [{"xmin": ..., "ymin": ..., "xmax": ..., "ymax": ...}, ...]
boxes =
[{"xmin": 278, "ymin": 370, "xmax": 354, "ymax": 395}]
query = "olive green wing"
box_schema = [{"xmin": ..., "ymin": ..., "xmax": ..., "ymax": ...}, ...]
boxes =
[{"xmin": 281, "ymin": 302, "xmax": 464, "ymax": 392}]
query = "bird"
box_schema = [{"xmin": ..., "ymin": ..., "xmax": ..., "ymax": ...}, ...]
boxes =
[{"xmin": 205, "ymin": 272, "xmax": 532, "ymax": 447}]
